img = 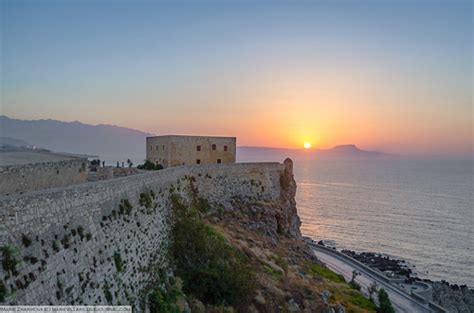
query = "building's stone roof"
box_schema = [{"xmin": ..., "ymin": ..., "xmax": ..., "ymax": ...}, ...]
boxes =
[{"xmin": 146, "ymin": 135, "xmax": 236, "ymax": 139}]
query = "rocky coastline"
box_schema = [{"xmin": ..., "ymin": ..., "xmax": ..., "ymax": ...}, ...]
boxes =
[{"xmin": 316, "ymin": 241, "xmax": 474, "ymax": 313}]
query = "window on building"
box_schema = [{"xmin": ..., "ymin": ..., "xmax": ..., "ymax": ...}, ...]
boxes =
[
  {"xmin": 156, "ymin": 145, "xmax": 159, "ymax": 150},
  {"xmin": 150, "ymin": 145, "xmax": 153, "ymax": 150},
  {"xmin": 197, "ymin": 145, "xmax": 201, "ymax": 151},
  {"xmin": 217, "ymin": 159, "xmax": 222, "ymax": 164},
  {"xmin": 162, "ymin": 145, "xmax": 165, "ymax": 150},
  {"xmin": 196, "ymin": 159, "xmax": 201, "ymax": 164},
  {"xmin": 224, "ymin": 145, "xmax": 228, "ymax": 152},
  {"xmin": 212, "ymin": 144, "xmax": 217, "ymax": 150}
]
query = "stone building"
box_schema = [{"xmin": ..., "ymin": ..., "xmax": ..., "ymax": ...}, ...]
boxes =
[
  {"xmin": 0, "ymin": 149, "xmax": 88, "ymax": 195},
  {"xmin": 146, "ymin": 135, "xmax": 236, "ymax": 168}
]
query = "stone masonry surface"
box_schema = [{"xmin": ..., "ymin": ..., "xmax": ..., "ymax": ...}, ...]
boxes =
[
  {"xmin": 0, "ymin": 162, "xmax": 286, "ymax": 308},
  {"xmin": 0, "ymin": 151, "xmax": 88, "ymax": 195},
  {"xmin": 146, "ymin": 135, "xmax": 236, "ymax": 168}
]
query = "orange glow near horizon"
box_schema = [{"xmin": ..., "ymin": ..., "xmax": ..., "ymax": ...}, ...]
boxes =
[{"xmin": 7, "ymin": 56, "xmax": 470, "ymax": 157}]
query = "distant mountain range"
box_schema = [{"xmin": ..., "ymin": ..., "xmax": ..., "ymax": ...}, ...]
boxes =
[
  {"xmin": 0, "ymin": 115, "xmax": 153, "ymax": 158},
  {"xmin": 0, "ymin": 115, "xmax": 391, "ymax": 162}
]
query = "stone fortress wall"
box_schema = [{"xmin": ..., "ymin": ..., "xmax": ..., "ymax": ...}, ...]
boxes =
[
  {"xmin": 0, "ymin": 151, "xmax": 88, "ymax": 196},
  {"xmin": 0, "ymin": 161, "xmax": 286, "ymax": 306}
]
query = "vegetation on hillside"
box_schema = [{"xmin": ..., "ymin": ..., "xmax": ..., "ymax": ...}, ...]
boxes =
[
  {"xmin": 308, "ymin": 263, "xmax": 346, "ymax": 284},
  {"xmin": 142, "ymin": 182, "xmax": 380, "ymax": 312},
  {"xmin": 148, "ymin": 278, "xmax": 183, "ymax": 313},
  {"xmin": 169, "ymin": 193, "xmax": 255, "ymax": 309}
]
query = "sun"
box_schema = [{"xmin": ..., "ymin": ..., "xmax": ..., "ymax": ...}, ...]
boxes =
[{"xmin": 303, "ymin": 142, "xmax": 311, "ymax": 149}]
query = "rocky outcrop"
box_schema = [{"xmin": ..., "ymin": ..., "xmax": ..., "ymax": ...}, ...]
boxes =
[
  {"xmin": 337, "ymin": 246, "xmax": 474, "ymax": 312},
  {"xmin": 277, "ymin": 158, "xmax": 302, "ymax": 239},
  {"xmin": 431, "ymin": 282, "xmax": 474, "ymax": 313},
  {"xmin": 198, "ymin": 159, "xmax": 375, "ymax": 312}
]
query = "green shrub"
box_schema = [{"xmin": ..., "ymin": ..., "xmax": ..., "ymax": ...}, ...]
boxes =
[
  {"xmin": 103, "ymin": 283, "xmax": 113, "ymax": 304},
  {"xmin": 377, "ymin": 288, "xmax": 395, "ymax": 313},
  {"xmin": 263, "ymin": 265, "xmax": 283, "ymax": 281},
  {"xmin": 148, "ymin": 284, "xmax": 182, "ymax": 313},
  {"xmin": 1, "ymin": 245, "xmax": 20, "ymax": 274},
  {"xmin": 0, "ymin": 280, "xmax": 7, "ymax": 302},
  {"xmin": 347, "ymin": 289, "xmax": 376, "ymax": 310},
  {"xmin": 349, "ymin": 280, "xmax": 361, "ymax": 290},
  {"xmin": 274, "ymin": 255, "xmax": 288, "ymax": 272},
  {"xmin": 308, "ymin": 263, "xmax": 346, "ymax": 284},
  {"xmin": 77, "ymin": 226, "xmax": 85, "ymax": 239},
  {"xmin": 194, "ymin": 197, "xmax": 210, "ymax": 214},
  {"xmin": 123, "ymin": 199, "xmax": 132, "ymax": 209},
  {"xmin": 137, "ymin": 160, "xmax": 163, "ymax": 171},
  {"xmin": 139, "ymin": 193, "xmax": 153, "ymax": 209},
  {"xmin": 170, "ymin": 194, "xmax": 255, "ymax": 308},
  {"xmin": 61, "ymin": 234, "xmax": 71, "ymax": 248},
  {"xmin": 21, "ymin": 234, "xmax": 32, "ymax": 247},
  {"xmin": 114, "ymin": 251, "xmax": 124, "ymax": 272},
  {"xmin": 119, "ymin": 199, "xmax": 133, "ymax": 215}
]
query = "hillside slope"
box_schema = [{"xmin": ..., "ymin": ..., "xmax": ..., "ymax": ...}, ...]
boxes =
[{"xmin": 159, "ymin": 159, "xmax": 376, "ymax": 312}]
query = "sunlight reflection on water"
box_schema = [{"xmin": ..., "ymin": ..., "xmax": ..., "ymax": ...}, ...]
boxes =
[{"xmin": 293, "ymin": 159, "xmax": 473, "ymax": 286}]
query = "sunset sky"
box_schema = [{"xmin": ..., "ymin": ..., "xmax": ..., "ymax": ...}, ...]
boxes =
[{"xmin": 1, "ymin": 0, "xmax": 472, "ymax": 156}]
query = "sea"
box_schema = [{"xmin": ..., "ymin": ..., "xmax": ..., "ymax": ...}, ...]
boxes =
[
  {"xmin": 292, "ymin": 158, "xmax": 473, "ymax": 287},
  {"xmin": 100, "ymin": 152, "xmax": 473, "ymax": 286}
]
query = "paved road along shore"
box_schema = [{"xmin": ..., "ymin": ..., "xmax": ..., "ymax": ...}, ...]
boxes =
[{"xmin": 306, "ymin": 239, "xmax": 439, "ymax": 313}]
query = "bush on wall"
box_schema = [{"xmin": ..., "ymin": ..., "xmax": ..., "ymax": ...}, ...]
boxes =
[{"xmin": 137, "ymin": 161, "xmax": 163, "ymax": 171}]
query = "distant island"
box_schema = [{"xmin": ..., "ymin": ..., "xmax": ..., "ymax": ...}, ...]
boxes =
[{"xmin": 238, "ymin": 144, "xmax": 392, "ymax": 161}]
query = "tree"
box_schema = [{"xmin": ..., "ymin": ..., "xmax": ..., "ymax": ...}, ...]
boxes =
[
  {"xmin": 377, "ymin": 288, "xmax": 395, "ymax": 313},
  {"xmin": 90, "ymin": 159, "xmax": 101, "ymax": 166},
  {"xmin": 368, "ymin": 281, "xmax": 378, "ymax": 302},
  {"xmin": 351, "ymin": 270, "xmax": 359, "ymax": 281},
  {"xmin": 349, "ymin": 270, "xmax": 361, "ymax": 290}
]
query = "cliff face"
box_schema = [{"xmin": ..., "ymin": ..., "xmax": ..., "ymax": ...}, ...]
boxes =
[
  {"xmin": 278, "ymin": 158, "xmax": 302, "ymax": 239},
  {"xmin": 184, "ymin": 159, "xmax": 375, "ymax": 313}
]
